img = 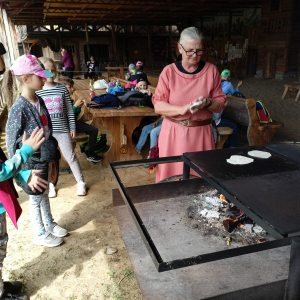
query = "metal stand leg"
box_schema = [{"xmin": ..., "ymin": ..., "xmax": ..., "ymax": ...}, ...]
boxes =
[
  {"xmin": 183, "ymin": 162, "xmax": 190, "ymax": 180},
  {"xmin": 285, "ymin": 237, "xmax": 300, "ymax": 300}
]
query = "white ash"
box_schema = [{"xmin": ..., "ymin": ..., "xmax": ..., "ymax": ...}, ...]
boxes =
[
  {"xmin": 206, "ymin": 211, "xmax": 220, "ymax": 220},
  {"xmin": 205, "ymin": 196, "xmax": 224, "ymax": 207},
  {"xmin": 200, "ymin": 209, "xmax": 208, "ymax": 217},
  {"xmin": 242, "ymin": 224, "xmax": 254, "ymax": 233},
  {"xmin": 186, "ymin": 190, "xmax": 270, "ymax": 246},
  {"xmin": 253, "ymin": 225, "xmax": 266, "ymax": 234}
]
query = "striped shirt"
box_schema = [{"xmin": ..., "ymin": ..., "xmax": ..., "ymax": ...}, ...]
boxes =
[{"xmin": 35, "ymin": 84, "xmax": 76, "ymax": 134}]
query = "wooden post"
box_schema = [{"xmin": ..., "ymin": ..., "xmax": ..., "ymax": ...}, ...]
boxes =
[
  {"xmin": 111, "ymin": 23, "xmax": 117, "ymax": 65},
  {"xmin": 148, "ymin": 25, "xmax": 153, "ymax": 69},
  {"xmin": 119, "ymin": 65, "xmax": 124, "ymax": 79},
  {"xmin": 22, "ymin": 42, "xmax": 28, "ymax": 54},
  {"xmin": 227, "ymin": 12, "xmax": 232, "ymax": 41},
  {"xmin": 58, "ymin": 33, "xmax": 62, "ymax": 49},
  {"xmin": 85, "ymin": 23, "xmax": 90, "ymax": 59},
  {"xmin": 168, "ymin": 25, "xmax": 173, "ymax": 64},
  {"xmin": 200, "ymin": 18, "xmax": 204, "ymax": 33}
]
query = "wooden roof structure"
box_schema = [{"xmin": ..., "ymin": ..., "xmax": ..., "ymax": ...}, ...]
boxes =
[{"xmin": 1, "ymin": 0, "xmax": 265, "ymax": 26}]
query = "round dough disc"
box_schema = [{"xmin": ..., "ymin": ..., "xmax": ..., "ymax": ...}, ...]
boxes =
[
  {"xmin": 248, "ymin": 150, "xmax": 271, "ymax": 159},
  {"xmin": 226, "ymin": 155, "xmax": 254, "ymax": 165}
]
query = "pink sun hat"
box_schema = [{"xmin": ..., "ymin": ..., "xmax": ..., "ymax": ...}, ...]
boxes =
[
  {"xmin": 136, "ymin": 61, "xmax": 143, "ymax": 66},
  {"xmin": 10, "ymin": 54, "xmax": 54, "ymax": 78}
]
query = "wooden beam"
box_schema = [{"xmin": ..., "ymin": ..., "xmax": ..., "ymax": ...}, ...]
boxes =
[
  {"xmin": 111, "ymin": 23, "xmax": 117, "ymax": 63},
  {"xmin": 148, "ymin": 25, "xmax": 153, "ymax": 69},
  {"xmin": 85, "ymin": 23, "xmax": 90, "ymax": 58},
  {"xmin": 44, "ymin": 0, "xmax": 51, "ymax": 22},
  {"xmin": 168, "ymin": 25, "xmax": 172, "ymax": 64},
  {"xmin": 22, "ymin": 42, "xmax": 27, "ymax": 54},
  {"xmin": 227, "ymin": 11, "xmax": 232, "ymax": 40},
  {"xmin": 200, "ymin": 17, "xmax": 203, "ymax": 32}
]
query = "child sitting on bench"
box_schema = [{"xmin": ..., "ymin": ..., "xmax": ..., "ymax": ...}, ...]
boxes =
[
  {"xmin": 212, "ymin": 69, "xmax": 240, "ymax": 148},
  {"xmin": 57, "ymin": 77, "xmax": 103, "ymax": 164},
  {"xmin": 220, "ymin": 69, "xmax": 243, "ymax": 96}
]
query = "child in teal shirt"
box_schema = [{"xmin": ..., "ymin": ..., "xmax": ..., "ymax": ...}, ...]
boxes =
[{"xmin": 0, "ymin": 127, "xmax": 46, "ymax": 299}]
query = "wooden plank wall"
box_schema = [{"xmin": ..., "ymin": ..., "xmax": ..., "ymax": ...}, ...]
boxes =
[
  {"xmin": 257, "ymin": 0, "xmax": 295, "ymax": 77},
  {"xmin": 288, "ymin": 0, "xmax": 300, "ymax": 72},
  {"xmin": 201, "ymin": 38, "xmax": 248, "ymax": 76},
  {"xmin": 0, "ymin": 8, "xmax": 20, "ymax": 115}
]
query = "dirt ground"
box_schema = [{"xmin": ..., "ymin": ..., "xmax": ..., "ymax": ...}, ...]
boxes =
[{"xmin": 0, "ymin": 74, "xmax": 299, "ymax": 300}]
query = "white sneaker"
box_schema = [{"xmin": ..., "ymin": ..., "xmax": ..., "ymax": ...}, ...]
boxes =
[
  {"xmin": 77, "ymin": 181, "xmax": 87, "ymax": 196},
  {"xmin": 48, "ymin": 183, "xmax": 57, "ymax": 198},
  {"xmin": 32, "ymin": 232, "xmax": 63, "ymax": 247},
  {"xmin": 46, "ymin": 222, "xmax": 68, "ymax": 237}
]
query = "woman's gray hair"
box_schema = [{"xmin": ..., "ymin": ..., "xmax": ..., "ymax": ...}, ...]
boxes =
[{"xmin": 179, "ymin": 27, "xmax": 203, "ymax": 44}]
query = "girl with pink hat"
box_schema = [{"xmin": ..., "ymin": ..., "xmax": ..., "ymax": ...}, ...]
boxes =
[
  {"xmin": 129, "ymin": 61, "xmax": 150, "ymax": 85},
  {"xmin": 4, "ymin": 54, "xmax": 67, "ymax": 248}
]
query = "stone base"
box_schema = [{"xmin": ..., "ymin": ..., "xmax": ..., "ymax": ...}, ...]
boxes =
[{"xmin": 255, "ymin": 70, "xmax": 263, "ymax": 78}]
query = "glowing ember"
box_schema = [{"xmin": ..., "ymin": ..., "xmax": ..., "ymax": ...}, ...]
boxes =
[{"xmin": 220, "ymin": 194, "xmax": 228, "ymax": 204}]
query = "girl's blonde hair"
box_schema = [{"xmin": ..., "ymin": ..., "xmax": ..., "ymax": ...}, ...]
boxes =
[
  {"xmin": 38, "ymin": 56, "xmax": 57, "ymax": 77},
  {"xmin": 2, "ymin": 70, "xmax": 32, "ymax": 111}
]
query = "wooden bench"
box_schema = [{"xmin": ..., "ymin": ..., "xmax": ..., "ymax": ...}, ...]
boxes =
[
  {"xmin": 222, "ymin": 96, "xmax": 284, "ymax": 147},
  {"xmin": 147, "ymin": 76, "xmax": 159, "ymax": 87},
  {"xmin": 59, "ymin": 132, "xmax": 89, "ymax": 171},
  {"xmin": 216, "ymin": 127, "xmax": 233, "ymax": 149},
  {"xmin": 282, "ymin": 84, "xmax": 300, "ymax": 101}
]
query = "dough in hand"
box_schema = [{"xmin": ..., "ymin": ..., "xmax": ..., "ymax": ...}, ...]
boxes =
[
  {"xmin": 248, "ymin": 150, "xmax": 271, "ymax": 159},
  {"xmin": 139, "ymin": 89, "xmax": 148, "ymax": 94},
  {"xmin": 190, "ymin": 100, "xmax": 203, "ymax": 114},
  {"xmin": 227, "ymin": 155, "xmax": 254, "ymax": 165}
]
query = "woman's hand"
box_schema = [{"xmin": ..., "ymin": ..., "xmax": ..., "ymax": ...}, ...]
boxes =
[
  {"xmin": 74, "ymin": 99, "xmax": 84, "ymax": 107},
  {"xmin": 70, "ymin": 132, "xmax": 76, "ymax": 138},
  {"xmin": 180, "ymin": 103, "xmax": 193, "ymax": 115},
  {"xmin": 27, "ymin": 170, "xmax": 48, "ymax": 193},
  {"xmin": 153, "ymin": 120, "xmax": 158, "ymax": 128},
  {"xmin": 22, "ymin": 127, "xmax": 45, "ymax": 151},
  {"xmin": 194, "ymin": 96, "xmax": 210, "ymax": 109}
]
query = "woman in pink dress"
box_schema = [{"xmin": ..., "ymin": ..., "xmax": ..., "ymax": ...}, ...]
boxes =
[{"xmin": 152, "ymin": 27, "xmax": 226, "ymax": 182}]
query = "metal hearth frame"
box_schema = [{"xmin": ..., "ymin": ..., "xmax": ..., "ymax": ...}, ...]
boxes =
[{"xmin": 109, "ymin": 156, "xmax": 292, "ymax": 273}]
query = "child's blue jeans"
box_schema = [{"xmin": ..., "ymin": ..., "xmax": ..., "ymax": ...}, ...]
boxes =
[
  {"xmin": 29, "ymin": 163, "xmax": 54, "ymax": 236},
  {"xmin": 135, "ymin": 121, "xmax": 162, "ymax": 153}
]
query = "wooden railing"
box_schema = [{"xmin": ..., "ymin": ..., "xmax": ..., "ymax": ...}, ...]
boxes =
[{"xmin": 0, "ymin": 76, "xmax": 6, "ymax": 119}]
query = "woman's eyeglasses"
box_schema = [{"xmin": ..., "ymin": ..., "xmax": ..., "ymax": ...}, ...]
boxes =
[{"xmin": 180, "ymin": 44, "xmax": 206, "ymax": 56}]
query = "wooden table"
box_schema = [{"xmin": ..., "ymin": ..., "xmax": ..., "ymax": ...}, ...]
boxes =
[
  {"xmin": 105, "ymin": 66, "xmax": 128, "ymax": 80},
  {"xmin": 57, "ymin": 69, "xmax": 87, "ymax": 76},
  {"xmin": 74, "ymin": 89, "xmax": 157, "ymax": 165},
  {"xmin": 73, "ymin": 79, "xmax": 107, "ymax": 91},
  {"xmin": 282, "ymin": 84, "xmax": 300, "ymax": 101}
]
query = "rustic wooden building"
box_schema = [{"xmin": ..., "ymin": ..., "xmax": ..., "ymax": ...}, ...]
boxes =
[
  {"xmin": 256, "ymin": 0, "xmax": 299, "ymax": 79},
  {"xmin": 0, "ymin": 0, "xmax": 299, "ymax": 79}
]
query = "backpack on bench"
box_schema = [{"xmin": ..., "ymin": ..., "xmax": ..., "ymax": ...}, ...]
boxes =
[
  {"xmin": 116, "ymin": 91, "xmax": 153, "ymax": 108},
  {"xmin": 256, "ymin": 101, "xmax": 272, "ymax": 123}
]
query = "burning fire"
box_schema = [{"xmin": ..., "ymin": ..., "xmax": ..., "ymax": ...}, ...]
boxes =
[{"xmin": 220, "ymin": 194, "xmax": 228, "ymax": 204}]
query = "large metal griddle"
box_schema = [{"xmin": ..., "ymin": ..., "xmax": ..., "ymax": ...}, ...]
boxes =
[{"xmin": 110, "ymin": 146, "xmax": 300, "ymax": 300}]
